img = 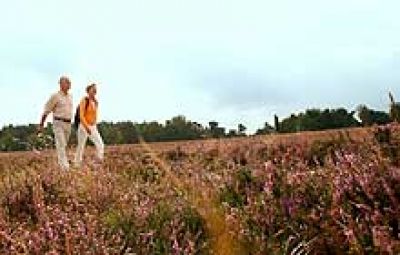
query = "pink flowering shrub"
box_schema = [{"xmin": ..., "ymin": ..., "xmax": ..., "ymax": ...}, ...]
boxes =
[{"xmin": 0, "ymin": 125, "xmax": 399, "ymax": 254}]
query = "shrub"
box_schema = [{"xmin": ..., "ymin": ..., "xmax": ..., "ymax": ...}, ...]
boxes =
[
  {"xmin": 373, "ymin": 125, "xmax": 400, "ymax": 166},
  {"xmin": 307, "ymin": 135, "xmax": 347, "ymax": 166}
]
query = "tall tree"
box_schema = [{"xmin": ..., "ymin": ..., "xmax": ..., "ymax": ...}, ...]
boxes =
[
  {"xmin": 227, "ymin": 129, "xmax": 238, "ymax": 137},
  {"xmin": 208, "ymin": 121, "xmax": 219, "ymax": 130},
  {"xmin": 208, "ymin": 121, "xmax": 225, "ymax": 138},
  {"xmin": 389, "ymin": 92, "xmax": 400, "ymax": 122},
  {"xmin": 238, "ymin": 124, "xmax": 247, "ymax": 136},
  {"xmin": 357, "ymin": 105, "xmax": 391, "ymax": 126},
  {"xmin": 274, "ymin": 115, "xmax": 280, "ymax": 132},
  {"xmin": 279, "ymin": 108, "xmax": 359, "ymax": 133},
  {"xmin": 255, "ymin": 122, "xmax": 274, "ymax": 135}
]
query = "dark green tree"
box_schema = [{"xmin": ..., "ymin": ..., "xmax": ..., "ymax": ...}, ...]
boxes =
[
  {"xmin": 227, "ymin": 129, "xmax": 238, "ymax": 137},
  {"xmin": 279, "ymin": 108, "xmax": 360, "ymax": 133},
  {"xmin": 255, "ymin": 122, "xmax": 274, "ymax": 135},
  {"xmin": 389, "ymin": 92, "xmax": 400, "ymax": 122},
  {"xmin": 357, "ymin": 105, "xmax": 391, "ymax": 126},
  {"xmin": 207, "ymin": 121, "xmax": 225, "ymax": 138},
  {"xmin": 238, "ymin": 124, "xmax": 247, "ymax": 136},
  {"xmin": 274, "ymin": 115, "xmax": 280, "ymax": 132}
]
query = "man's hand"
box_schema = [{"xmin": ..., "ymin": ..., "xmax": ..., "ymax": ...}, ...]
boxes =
[
  {"xmin": 38, "ymin": 113, "xmax": 48, "ymax": 134},
  {"xmin": 37, "ymin": 124, "xmax": 44, "ymax": 134}
]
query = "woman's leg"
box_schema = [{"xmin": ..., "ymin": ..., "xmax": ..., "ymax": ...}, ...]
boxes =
[
  {"xmin": 74, "ymin": 124, "xmax": 88, "ymax": 166},
  {"xmin": 88, "ymin": 125, "xmax": 104, "ymax": 161}
]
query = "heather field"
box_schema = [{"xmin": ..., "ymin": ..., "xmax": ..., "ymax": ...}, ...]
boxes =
[{"xmin": 0, "ymin": 125, "xmax": 399, "ymax": 255}]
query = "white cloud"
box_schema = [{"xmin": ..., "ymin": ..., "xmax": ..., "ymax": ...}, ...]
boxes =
[{"xmin": 1, "ymin": 0, "xmax": 400, "ymax": 132}]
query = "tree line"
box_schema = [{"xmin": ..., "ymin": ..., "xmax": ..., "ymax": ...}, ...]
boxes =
[{"xmin": 1, "ymin": 93, "xmax": 400, "ymax": 152}]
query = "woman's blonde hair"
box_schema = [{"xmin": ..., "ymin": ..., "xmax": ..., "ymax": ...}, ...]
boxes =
[{"xmin": 86, "ymin": 83, "xmax": 96, "ymax": 93}]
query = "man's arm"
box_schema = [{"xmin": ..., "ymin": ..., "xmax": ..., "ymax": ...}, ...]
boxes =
[
  {"xmin": 38, "ymin": 113, "xmax": 49, "ymax": 133},
  {"xmin": 38, "ymin": 94, "xmax": 56, "ymax": 133}
]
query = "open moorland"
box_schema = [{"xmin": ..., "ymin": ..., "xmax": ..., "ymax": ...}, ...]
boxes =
[{"xmin": 0, "ymin": 126, "xmax": 399, "ymax": 254}]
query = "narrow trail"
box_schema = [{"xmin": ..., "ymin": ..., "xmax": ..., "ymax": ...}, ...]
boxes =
[{"xmin": 138, "ymin": 137, "xmax": 246, "ymax": 255}]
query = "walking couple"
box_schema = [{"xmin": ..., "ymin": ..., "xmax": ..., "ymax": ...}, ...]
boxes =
[{"xmin": 38, "ymin": 76, "xmax": 104, "ymax": 171}]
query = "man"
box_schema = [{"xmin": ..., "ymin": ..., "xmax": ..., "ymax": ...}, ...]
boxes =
[{"xmin": 38, "ymin": 76, "xmax": 73, "ymax": 171}]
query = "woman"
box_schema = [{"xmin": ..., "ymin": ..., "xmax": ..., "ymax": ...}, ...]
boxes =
[{"xmin": 74, "ymin": 84, "xmax": 104, "ymax": 167}]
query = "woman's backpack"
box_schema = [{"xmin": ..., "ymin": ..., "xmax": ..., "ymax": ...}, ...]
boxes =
[{"xmin": 73, "ymin": 98, "xmax": 90, "ymax": 129}]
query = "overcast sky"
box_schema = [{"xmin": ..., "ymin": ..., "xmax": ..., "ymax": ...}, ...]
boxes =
[{"xmin": 1, "ymin": 0, "xmax": 400, "ymax": 132}]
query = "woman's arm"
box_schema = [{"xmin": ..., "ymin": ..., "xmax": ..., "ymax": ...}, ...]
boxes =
[{"xmin": 79, "ymin": 98, "xmax": 91, "ymax": 134}]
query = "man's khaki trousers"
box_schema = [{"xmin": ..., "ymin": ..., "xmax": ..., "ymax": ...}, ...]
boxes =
[{"xmin": 53, "ymin": 120, "xmax": 71, "ymax": 170}]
